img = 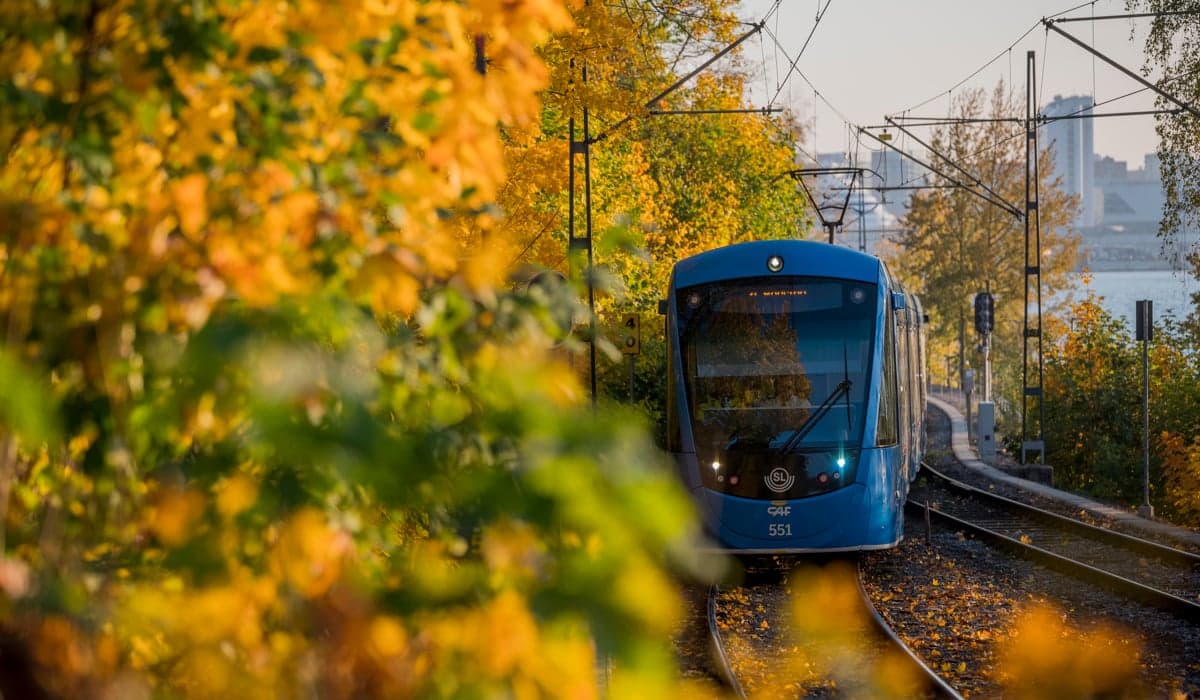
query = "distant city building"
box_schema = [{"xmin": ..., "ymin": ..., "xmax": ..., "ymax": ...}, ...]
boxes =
[
  {"xmin": 1086, "ymin": 152, "xmax": 1197, "ymax": 270},
  {"xmin": 1039, "ymin": 95, "xmax": 1197, "ymax": 270},
  {"xmin": 1093, "ymin": 153, "xmax": 1162, "ymax": 225},
  {"xmin": 1042, "ymin": 94, "xmax": 1098, "ymax": 228}
]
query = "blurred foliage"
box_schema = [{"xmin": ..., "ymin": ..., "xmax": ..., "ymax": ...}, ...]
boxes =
[
  {"xmin": 785, "ymin": 562, "xmax": 925, "ymax": 698},
  {"xmin": 0, "ymin": 0, "xmax": 820, "ymax": 692},
  {"xmin": 0, "ymin": 0, "xmax": 776, "ymax": 695},
  {"xmin": 996, "ymin": 602, "xmax": 1142, "ymax": 699},
  {"xmin": 1026, "ymin": 287, "xmax": 1200, "ymax": 524}
]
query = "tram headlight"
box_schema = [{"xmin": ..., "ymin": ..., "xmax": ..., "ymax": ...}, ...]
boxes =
[
  {"xmin": 836, "ymin": 456, "xmax": 846, "ymax": 468},
  {"xmin": 711, "ymin": 460, "xmax": 721, "ymax": 472},
  {"xmin": 766, "ymin": 255, "xmax": 784, "ymax": 273}
]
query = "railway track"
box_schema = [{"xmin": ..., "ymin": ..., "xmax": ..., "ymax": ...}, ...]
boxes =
[
  {"xmin": 706, "ymin": 584, "xmax": 746, "ymax": 699},
  {"xmin": 911, "ymin": 463, "xmax": 1200, "ymax": 622},
  {"xmin": 706, "ymin": 565, "xmax": 962, "ymax": 698}
]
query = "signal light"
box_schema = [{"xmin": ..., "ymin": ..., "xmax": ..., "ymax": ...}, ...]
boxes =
[
  {"xmin": 974, "ymin": 292, "xmax": 994, "ymax": 335},
  {"xmin": 620, "ymin": 313, "xmax": 640, "ymax": 355}
]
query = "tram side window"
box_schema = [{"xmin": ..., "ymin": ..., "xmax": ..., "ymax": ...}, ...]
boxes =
[{"xmin": 876, "ymin": 310, "xmax": 899, "ymax": 446}]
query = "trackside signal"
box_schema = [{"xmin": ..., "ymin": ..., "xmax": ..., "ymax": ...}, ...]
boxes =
[
  {"xmin": 1135, "ymin": 299, "xmax": 1153, "ymax": 341},
  {"xmin": 621, "ymin": 313, "xmax": 640, "ymax": 355},
  {"xmin": 974, "ymin": 292, "xmax": 994, "ymax": 335}
]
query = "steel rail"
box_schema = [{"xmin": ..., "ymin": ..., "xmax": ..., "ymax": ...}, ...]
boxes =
[
  {"xmin": 856, "ymin": 566, "xmax": 966, "ymax": 700},
  {"xmin": 908, "ymin": 501, "xmax": 1200, "ymax": 624},
  {"xmin": 706, "ymin": 585, "xmax": 747, "ymax": 699},
  {"xmin": 921, "ymin": 463, "xmax": 1200, "ymax": 567}
]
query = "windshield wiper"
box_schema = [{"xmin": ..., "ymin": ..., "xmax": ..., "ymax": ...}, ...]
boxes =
[
  {"xmin": 841, "ymin": 343, "xmax": 853, "ymax": 434},
  {"xmin": 774, "ymin": 377, "xmax": 852, "ymax": 454}
]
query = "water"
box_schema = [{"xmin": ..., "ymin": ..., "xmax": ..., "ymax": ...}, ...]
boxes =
[{"xmin": 1060, "ymin": 269, "xmax": 1197, "ymax": 328}]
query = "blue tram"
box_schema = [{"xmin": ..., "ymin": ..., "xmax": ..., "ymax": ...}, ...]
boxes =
[{"xmin": 662, "ymin": 240, "xmax": 927, "ymax": 553}]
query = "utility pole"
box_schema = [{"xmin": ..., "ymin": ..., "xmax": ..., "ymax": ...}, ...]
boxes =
[
  {"xmin": 567, "ymin": 63, "xmax": 597, "ymax": 406},
  {"xmin": 1021, "ymin": 50, "xmax": 1045, "ymax": 465}
]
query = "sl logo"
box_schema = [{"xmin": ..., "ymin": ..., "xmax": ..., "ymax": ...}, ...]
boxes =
[{"xmin": 764, "ymin": 467, "xmax": 794, "ymax": 494}]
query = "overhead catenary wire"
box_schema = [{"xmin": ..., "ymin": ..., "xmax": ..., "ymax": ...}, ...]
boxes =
[
  {"xmin": 1050, "ymin": 9, "xmax": 1200, "ymax": 21},
  {"xmin": 758, "ymin": 23, "xmax": 859, "ymax": 153},
  {"xmin": 859, "ymin": 127, "xmax": 1023, "ymax": 218},
  {"xmin": 870, "ymin": 5, "xmax": 1190, "ymax": 197},
  {"xmin": 759, "ymin": 26, "xmax": 770, "ymax": 101},
  {"xmin": 604, "ymin": 1, "xmax": 760, "ymax": 28},
  {"xmin": 1041, "ymin": 28, "xmax": 1051, "ymax": 115},
  {"xmin": 1091, "ymin": 1, "xmax": 1097, "ymax": 107},
  {"xmin": 884, "ymin": 116, "xmax": 1023, "ymax": 215},
  {"xmin": 767, "ymin": 0, "xmax": 832, "ymax": 107},
  {"xmin": 752, "ymin": 0, "xmax": 1173, "ymax": 220},
  {"xmin": 1045, "ymin": 0, "xmax": 1107, "ymax": 18},
  {"xmin": 882, "ymin": 63, "xmax": 1200, "ymax": 128},
  {"xmin": 758, "ymin": 21, "xmax": 854, "ymax": 123},
  {"xmin": 888, "ymin": 0, "xmax": 1155, "ymax": 121},
  {"xmin": 1042, "ymin": 17, "xmax": 1200, "ymax": 119},
  {"xmin": 893, "ymin": 20, "xmax": 1042, "ymax": 117}
]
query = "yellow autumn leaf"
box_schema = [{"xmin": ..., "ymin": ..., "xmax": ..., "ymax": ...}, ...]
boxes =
[
  {"xmin": 146, "ymin": 486, "xmax": 207, "ymax": 548},
  {"xmin": 367, "ymin": 615, "xmax": 409, "ymax": 659},
  {"xmin": 171, "ymin": 172, "xmax": 208, "ymax": 239},
  {"xmin": 536, "ymin": 360, "xmax": 585, "ymax": 408},
  {"xmin": 349, "ymin": 252, "xmax": 421, "ymax": 317},
  {"xmin": 997, "ymin": 602, "xmax": 1141, "ymax": 696},
  {"xmin": 214, "ymin": 474, "xmax": 259, "ymax": 519},
  {"xmin": 271, "ymin": 508, "xmax": 350, "ymax": 598}
]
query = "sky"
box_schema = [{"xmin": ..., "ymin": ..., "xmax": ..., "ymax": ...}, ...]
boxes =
[{"xmin": 735, "ymin": 0, "xmax": 1163, "ymax": 168}]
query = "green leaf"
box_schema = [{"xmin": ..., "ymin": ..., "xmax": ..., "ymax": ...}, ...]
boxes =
[{"xmin": 0, "ymin": 347, "xmax": 60, "ymax": 446}]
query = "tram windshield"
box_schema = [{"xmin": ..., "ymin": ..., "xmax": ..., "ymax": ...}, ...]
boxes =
[{"xmin": 677, "ymin": 277, "xmax": 877, "ymax": 499}]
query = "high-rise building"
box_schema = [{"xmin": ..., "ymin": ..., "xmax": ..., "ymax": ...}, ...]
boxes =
[{"xmin": 1042, "ymin": 95, "xmax": 1097, "ymax": 228}]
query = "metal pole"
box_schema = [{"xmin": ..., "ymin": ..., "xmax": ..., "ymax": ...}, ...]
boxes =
[
  {"xmin": 958, "ymin": 308, "xmax": 966, "ymax": 403},
  {"xmin": 629, "ymin": 355, "xmax": 635, "ymax": 403},
  {"xmin": 1141, "ymin": 334, "xmax": 1153, "ymax": 518},
  {"xmin": 1021, "ymin": 50, "xmax": 1045, "ymax": 465},
  {"xmin": 1136, "ymin": 300, "xmax": 1154, "ymax": 518},
  {"xmin": 983, "ymin": 334, "xmax": 991, "ymax": 403},
  {"xmin": 984, "ymin": 280, "xmax": 991, "ymax": 403},
  {"xmin": 583, "ymin": 98, "xmax": 597, "ymax": 406},
  {"xmin": 966, "ymin": 383, "xmax": 972, "ymax": 443}
]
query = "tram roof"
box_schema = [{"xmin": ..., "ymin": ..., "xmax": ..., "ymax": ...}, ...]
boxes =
[{"xmin": 672, "ymin": 240, "xmax": 883, "ymax": 288}]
